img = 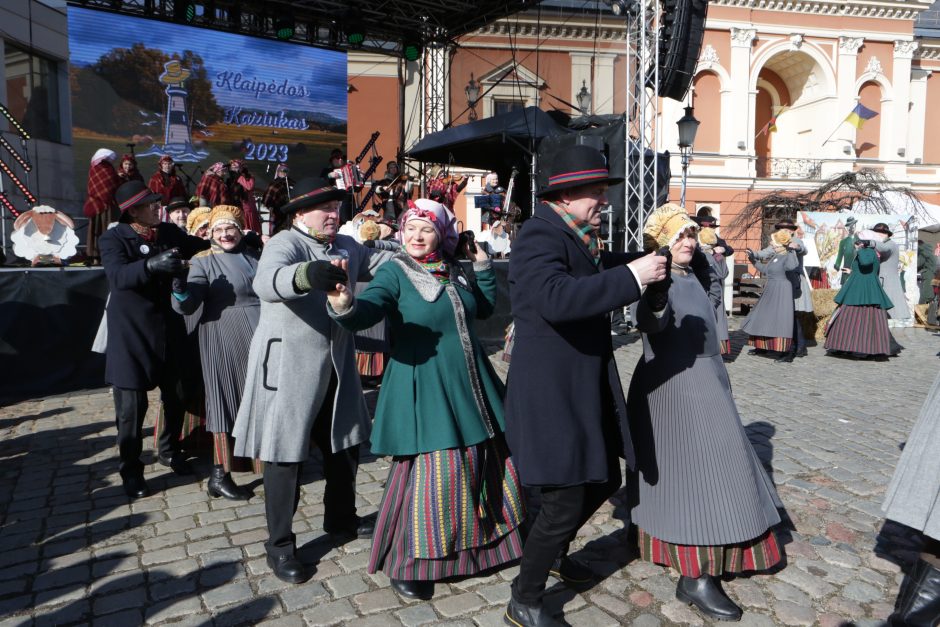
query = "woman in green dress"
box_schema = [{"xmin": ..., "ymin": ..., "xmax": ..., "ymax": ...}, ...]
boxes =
[{"xmin": 326, "ymin": 199, "xmax": 525, "ymax": 601}]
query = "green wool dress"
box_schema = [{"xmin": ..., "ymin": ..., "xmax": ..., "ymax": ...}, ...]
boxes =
[
  {"xmin": 835, "ymin": 247, "xmax": 893, "ymax": 309},
  {"xmin": 330, "ymin": 254, "xmax": 506, "ymax": 456}
]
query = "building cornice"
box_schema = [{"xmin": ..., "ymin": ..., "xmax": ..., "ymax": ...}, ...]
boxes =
[
  {"xmin": 709, "ymin": 0, "xmax": 931, "ymax": 19},
  {"xmin": 915, "ymin": 40, "xmax": 940, "ymax": 60}
]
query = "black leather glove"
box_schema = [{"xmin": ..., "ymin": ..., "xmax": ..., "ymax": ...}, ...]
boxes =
[
  {"xmin": 145, "ymin": 249, "xmax": 184, "ymax": 276},
  {"xmin": 361, "ymin": 239, "xmax": 376, "ymax": 248},
  {"xmin": 171, "ymin": 276, "xmax": 187, "ymax": 294},
  {"xmin": 645, "ymin": 247, "xmax": 672, "ymax": 311},
  {"xmin": 456, "ymin": 231, "xmax": 477, "ymax": 258},
  {"xmin": 304, "ymin": 260, "xmax": 348, "ymax": 292}
]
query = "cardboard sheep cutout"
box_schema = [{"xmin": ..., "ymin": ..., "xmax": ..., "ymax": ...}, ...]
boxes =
[{"xmin": 11, "ymin": 205, "xmax": 80, "ymax": 265}]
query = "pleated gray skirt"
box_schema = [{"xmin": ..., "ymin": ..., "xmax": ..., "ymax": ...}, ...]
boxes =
[
  {"xmin": 626, "ymin": 354, "xmax": 782, "ymax": 546},
  {"xmin": 198, "ymin": 304, "xmax": 259, "ymax": 433},
  {"xmin": 741, "ymin": 279, "xmax": 794, "ymax": 340},
  {"xmin": 883, "ymin": 370, "xmax": 940, "ymax": 541}
]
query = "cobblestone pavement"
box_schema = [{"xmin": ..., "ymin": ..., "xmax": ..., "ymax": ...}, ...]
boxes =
[{"xmin": 0, "ymin": 326, "xmax": 937, "ymax": 626}]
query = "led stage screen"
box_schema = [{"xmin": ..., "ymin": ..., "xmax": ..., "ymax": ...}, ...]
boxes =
[{"xmin": 68, "ymin": 7, "xmax": 347, "ymax": 196}]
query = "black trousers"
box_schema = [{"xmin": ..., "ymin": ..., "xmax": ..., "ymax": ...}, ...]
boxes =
[
  {"xmin": 792, "ymin": 313, "xmax": 806, "ymax": 352},
  {"xmin": 112, "ymin": 366, "xmax": 186, "ymax": 480},
  {"xmin": 264, "ymin": 371, "xmax": 359, "ymax": 557},
  {"xmin": 513, "ymin": 443, "xmax": 622, "ymax": 606}
]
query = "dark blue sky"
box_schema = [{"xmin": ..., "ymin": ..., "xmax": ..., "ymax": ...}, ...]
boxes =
[{"xmin": 68, "ymin": 7, "xmax": 347, "ymax": 120}]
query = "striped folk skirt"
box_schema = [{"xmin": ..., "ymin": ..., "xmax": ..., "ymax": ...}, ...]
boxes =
[
  {"xmin": 637, "ymin": 527, "xmax": 782, "ymax": 577},
  {"xmin": 747, "ymin": 335, "xmax": 792, "ymax": 353},
  {"xmin": 368, "ymin": 438, "xmax": 525, "ymax": 581},
  {"xmin": 719, "ymin": 339, "xmax": 731, "ymax": 355},
  {"xmin": 824, "ymin": 305, "xmax": 892, "ymax": 356}
]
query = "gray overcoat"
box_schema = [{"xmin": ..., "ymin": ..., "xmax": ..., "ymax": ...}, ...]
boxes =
[
  {"xmin": 875, "ymin": 237, "xmax": 912, "ymax": 321},
  {"xmin": 232, "ymin": 227, "xmax": 395, "ymax": 462}
]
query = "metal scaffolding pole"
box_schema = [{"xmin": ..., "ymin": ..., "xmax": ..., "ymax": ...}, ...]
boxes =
[{"xmin": 623, "ymin": 0, "xmax": 661, "ymax": 252}]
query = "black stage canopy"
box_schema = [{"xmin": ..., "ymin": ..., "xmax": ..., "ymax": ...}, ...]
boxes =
[{"xmin": 70, "ymin": 0, "xmax": 548, "ymax": 56}]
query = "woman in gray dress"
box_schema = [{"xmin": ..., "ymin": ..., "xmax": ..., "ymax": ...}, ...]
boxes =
[
  {"xmin": 872, "ymin": 223, "xmax": 913, "ymax": 325},
  {"xmin": 628, "ymin": 205, "xmax": 784, "ymax": 622},
  {"xmin": 882, "ymin": 371, "xmax": 940, "ymax": 625},
  {"xmin": 698, "ymin": 227, "xmax": 731, "ymax": 356},
  {"xmin": 741, "ymin": 230, "xmax": 798, "ymax": 359},
  {"xmin": 172, "ymin": 205, "xmax": 260, "ymax": 500}
]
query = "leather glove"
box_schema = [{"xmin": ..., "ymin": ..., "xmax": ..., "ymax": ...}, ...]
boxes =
[
  {"xmin": 361, "ymin": 239, "xmax": 376, "ymax": 248},
  {"xmin": 145, "ymin": 249, "xmax": 184, "ymax": 276},
  {"xmin": 171, "ymin": 276, "xmax": 187, "ymax": 294},
  {"xmin": 645, "ymin": 247, "xmax": 672, "ymax": 311},
  {"xmin": 304, "ymin": 260, "xmax": 348, "ymax": 292}
]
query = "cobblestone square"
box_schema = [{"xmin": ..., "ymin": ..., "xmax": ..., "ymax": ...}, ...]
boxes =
[{"xmin": 0, "ymin": 326, "xmax": 936, "ymax": 626}]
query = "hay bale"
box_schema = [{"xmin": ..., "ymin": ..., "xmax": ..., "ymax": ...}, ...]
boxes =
[{"xmin": 812, "ymin": 289, "xmax": 838, "ymax": 318}]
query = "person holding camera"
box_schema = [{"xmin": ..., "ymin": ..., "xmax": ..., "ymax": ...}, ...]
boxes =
[
  {"xmin": 627, "ymin": 204, "xmax": 784, "ymax": 622},
  {"xmin": 326, "ymin": 198, "xmax": 524, "ymax": 601},
  {"xmin": 824, "ymin": 231, "xmax": 898, "ymax": 359},
  {"xmin": 231, "ymin": 178, "xmax": 398, "ymax": 584},
  {"xmin": 503, "ymin": 145, "xmax": 667, "ymax": 627},
  {"xmin": 98, "ymin": 180, "xmax": 210, "ymax": 498}
]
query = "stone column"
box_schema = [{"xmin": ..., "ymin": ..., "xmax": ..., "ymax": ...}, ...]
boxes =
[
  {"xmin": 594, "ymin": 53, "xmax": 617, "ymax": 115},
  {"xmin": 729, "ymin": 27, "xmax": 756, "ymax": 176},
  {"xmin": 570, "ymin": 52, "xmax": 594, "ymax": 115},
  {"xmin": 908, "ymin": 68, "xmax": 931, "ymax": 164},
  {"xmin": 891, "ymin": 41, "xmax": 917, "ymax": 163},
  {"xmin": 835, "ymin": 37, "xmax": 863, "ymax": 159}
]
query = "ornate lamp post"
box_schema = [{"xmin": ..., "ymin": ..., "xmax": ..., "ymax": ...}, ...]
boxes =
[
  {"xmin": 576, "ymin": 80, "xmax": 592, "ymax": 116},
  {"xmin": 465, "ymin": 73, "xmax": 480, "ymax": 121},
  {"xmin": 676, "ymin": 105, "xmax": 700, "ymax": 207}
]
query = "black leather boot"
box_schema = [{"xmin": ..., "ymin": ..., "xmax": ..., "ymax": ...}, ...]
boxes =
[
  {"xmin": 774, "ymin": 350, "xmax": 795, "ymax": 363},
  {"xmin": 390, "ymin": 578, "xmax": 434, "ymax": 600},
  {"xmin": 548, "ymin": 555, "xmax": 594, "ymax": 586},
  {"xmin": 266, "ymin": 553, "xmax": 310, "ymax": 584},
  {"xmin": 207, "ymin": 465, "xmax": 251, "ymax": 500},
  {"xmin": 676, "ymin": 575, "xmax": 743, "ymax": 621},
  {"xmin": 889, "ymin": 558, "xmax": 940, "ymax": 626},
  {"xmin": 504, "ymin": 595, "xmax": 563, "ymax": 627}
]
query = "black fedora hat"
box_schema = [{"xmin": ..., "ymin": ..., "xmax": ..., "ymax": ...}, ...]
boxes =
[
  {"xmin": 115, "ymin": 180, "xmax": 162, "ymax": 212},
  {"xmin": 280, "ymin": 177, "xmax": 346, "ymax": 214},
  {"xmin": 871, "ymin": 222, "xmax": 893, "ymax": 236},
  {"xmin": 537, "ymin": 145, "xmax": 623, "ymax": 197},
  {"xmin": 774, "ymin": 218, "xmax": 798, "ymax": 231},
  {"xmin": 693, "ymin": 215, "xmax": 719, "ymax": 228},
  {"xmin": 166, "ymin": 196, "xmax": 190, "ymax": 212}
]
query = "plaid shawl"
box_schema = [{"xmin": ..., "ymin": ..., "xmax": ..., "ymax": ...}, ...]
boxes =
[
  {"xmin": 426, "ymin": 178, "xmax": 459, "ymax": 210},
  {"xmin": 262, "ymin": 178, "xmax": 292, "ymax": 211},
  {"xmin": 117, "ymin": 170, "xmax": 144, "ymax": 185},
  {"xmin": 82, "ymin": 161, "xmax": 121, "ymax": 218},
  {"xmin": 546, "ymin": 201, "xmax": 600, "ymax": 264},
  {"xmin": 196, "ymin": 173, "xmax": 232, "ymax": 207},
  {"xmin": 148, "ymin": 171, "xmax": 187, "ymax": 204}
]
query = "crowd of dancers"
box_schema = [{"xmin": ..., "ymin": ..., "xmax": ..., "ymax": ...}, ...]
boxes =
[{"xmin": 90, "ymin": 143, "xmax": 938, "ymax": 626}]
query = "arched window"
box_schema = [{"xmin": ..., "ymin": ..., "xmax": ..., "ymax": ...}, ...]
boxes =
[
  {"xmin": 692, "ymin": 72, "xmax": 721, "ymax": 152},
  {"xmin": 856, "ymin": 81, "xmax": 882, "ymax": 159}
]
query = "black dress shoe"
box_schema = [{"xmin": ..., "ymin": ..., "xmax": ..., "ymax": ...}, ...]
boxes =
[
  {"xmin": 676, "ymin": 575, "xmax": 743, "ymax": 621},
  {"xmin": 266, "ymin": 553, "xmax": 310, "ymax": 584},
  {"xmin": 158, "ymin": 453, "xmax": 194, "ymax": 476},
  {"xmin": 747, "ymin": 348, "xmax": 767, "ymax": 355},
  {"xmin": 504, "ymin": 596, "xmax": 563, "ymax": 627},
  {"xmin": 207, "ymin": 465, "xmax": 251, "ymax": 501},
  {"xmin": 548, "ymin": 556, "xmax": 594, "ymax": 586},
  {"xmin": 889, "ymin": 557, "xmax": 940, "ymax": 626},
  {"xmin": 390, "ymin": 578, "xmax": 434, "ymax": 600},
  {"xmin": 325, "ymin": 515, "xmax": 375, "ymax": 540},
  {"xmin": 122, "ymin": 475, "xmax": 150, "ymax": 499},
  {"xmin": 774, "ymin": 352, "xmax": 795, "ymax": 363},
  {"xmin": 794, "ymin": 347, "xmax": 808, "ymax": 357}
]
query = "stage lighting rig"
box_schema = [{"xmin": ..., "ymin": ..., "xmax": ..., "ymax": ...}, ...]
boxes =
[
  {"xmin": 0, "ymin": 159, "xmax": 37, "ymax": 204},
  {"xmin": 173, "ymin": 0, "xmax": 196, "ymax": 22},
  {"xmin": 0, "ymin": 104, "xmax": 30, "ymax": 141},
  {"xmin": 0, "ymin": 192, "xmax": 21, "ymax": 218},
  {"xmin": 403, "ymin": 40, "xmax": 422, "ymax": 62},
  {"xmin": 344, "ymin": 9, "xmax": 365, "ymax": 46},
  {"xmin": 0, "ymin": 136, "xmax": 31, "ymax": 172}
]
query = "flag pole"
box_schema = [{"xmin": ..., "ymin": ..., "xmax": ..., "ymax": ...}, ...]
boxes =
[{"xmin": 821, "ymin": 119, "xmax": 846, "ymax": 146}]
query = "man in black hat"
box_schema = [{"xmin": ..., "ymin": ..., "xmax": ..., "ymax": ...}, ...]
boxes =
[
  {"xmin": 503, "ymin": 145, "xmax": 668, "ymax": 627},
  {"xmin": 872, "ymin": 222, "xmax": 912, "ymax": 323},
  {"xmin": 98, "ymin": 180, "xmax": 210, "ymax": 498},
  {"xmin": 692, "ymin": 214, "xmax": 735, "ymax": 258},
  {"xmin": 232, "ymin": 177, "xmax": 398, "ymax": 584},
  {"xmin": 165, "ymin": 197, "xmax": 191, "ymax": 231}
]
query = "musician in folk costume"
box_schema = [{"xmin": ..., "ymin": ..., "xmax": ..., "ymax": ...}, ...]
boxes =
[
  {"xmin": 83, "ymin": 148, "xmax": 122, "ymax": 265},
  {"xmin": 321, "ymin": 148, "xmax": 358, "ymax": 222},
  {"xmin": 227, "ymin": 159, "xmax": 262, "ymax": 233},
  {"xmin": 117, "ymin": 154, "xmax": 144, "ymax": 184},
  {"xmin": 372, "ymin": 161, "xmax": 411, "ymax": 224},
  {"xmin": 196, "ymin": 162, "xmax": 233, "ymax": 208},
  {"xmin": 149, "ymin": 155, "xmax": 187, "ymax": 205},
  {"xmin": 426, "ymin": 168, "xmax": 468, "ymax": 212},
  {"xmin": 263, "ymin": 164, "xmax": 294, "ymax": 235}
]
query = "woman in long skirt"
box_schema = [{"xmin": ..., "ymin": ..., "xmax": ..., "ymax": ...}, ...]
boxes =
[
  {"xmin": 698, "ymin": 227, "xmax": 731, "ymax": 356},
  {"xmin": 172, "ymin": 205, "xmax": 260, "ymax": 499},
  {"xmin": 628, "ymin": 205, "xmax": 784, "ymax": 622},
  {"xmin": 741, "ymin": 230, "xmax": 798, "ymax": 358},
  {"xmin": 825, "ymin": 233, "xmax": 897, "ymax": 359},
  {"xmin": 327, "ymin": 199, "xmax": 524, "ymax": 601}
]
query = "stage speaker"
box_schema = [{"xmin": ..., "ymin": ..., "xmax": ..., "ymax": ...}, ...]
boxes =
[{"xmin": 655, "ymin": 0, "xmax": 709, "ymax": 101}]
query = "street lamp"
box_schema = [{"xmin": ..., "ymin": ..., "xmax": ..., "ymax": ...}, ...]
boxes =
[
  {"xmin": 676, "ymin": 105, "xmax": 700, "ymax": 207},
  {"xmin": 576, "ymin": 80, "xmax": 592, "ymax": 116},
  {"xmin": 465, "ymin": 73, "xmax": 480, "ymax": 121}
]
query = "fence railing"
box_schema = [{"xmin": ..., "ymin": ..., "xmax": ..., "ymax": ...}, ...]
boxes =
[{"xmin": 755, "ymin": 157, "xmax": 823, "ymax": 180}]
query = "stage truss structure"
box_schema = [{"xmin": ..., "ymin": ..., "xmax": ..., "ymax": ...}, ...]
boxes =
[{"xmin": 622, "ymin": 0, "xmax": 662, "ymax": 253}]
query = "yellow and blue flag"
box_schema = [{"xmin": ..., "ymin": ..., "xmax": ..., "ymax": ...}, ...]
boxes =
[{"xmin": 845, "ymin": 103, "xmax": 878, "ymax": 129}]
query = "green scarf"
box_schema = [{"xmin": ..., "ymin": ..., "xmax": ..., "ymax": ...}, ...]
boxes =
[{"xmin": 546, "ymin": 201, "xmax": 600, "ymax": 264}]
